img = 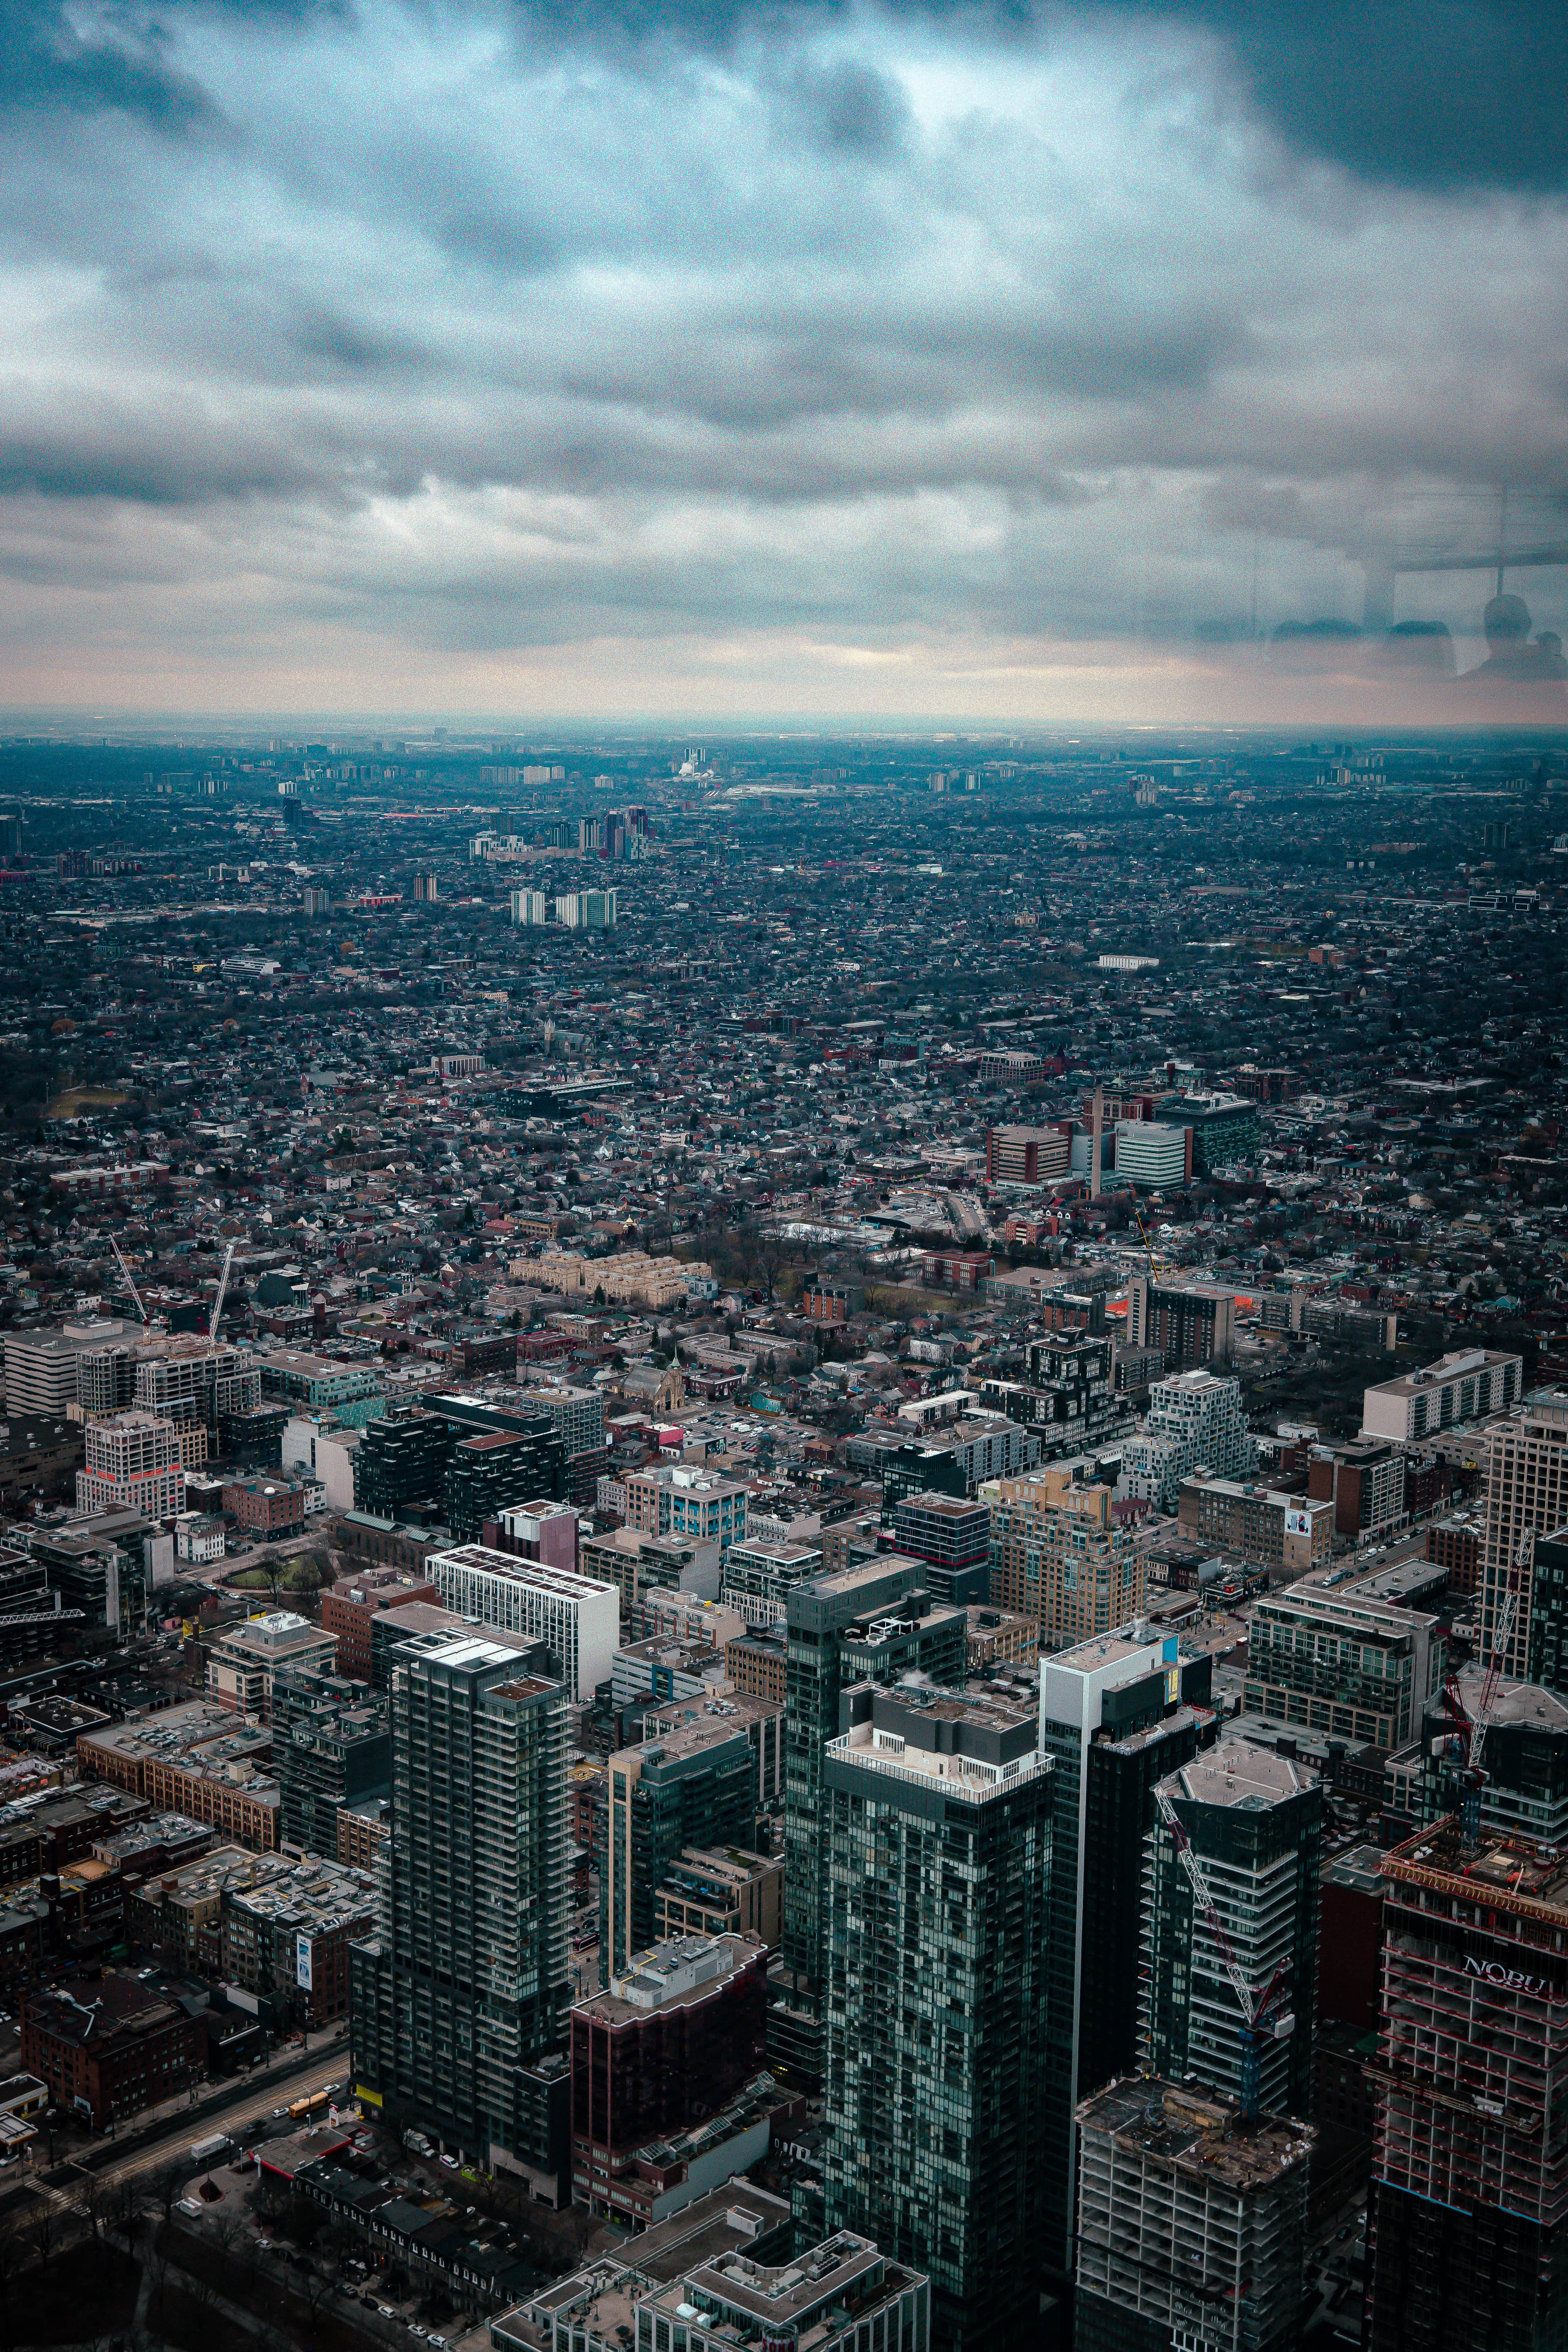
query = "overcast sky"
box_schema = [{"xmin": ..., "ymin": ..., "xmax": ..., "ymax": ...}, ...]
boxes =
[{"xmin": 4, "ymin": 0, "xmax": 1567, "ymax": 723}]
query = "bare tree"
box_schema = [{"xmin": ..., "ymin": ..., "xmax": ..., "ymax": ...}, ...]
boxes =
[{"xmin": 26, "ymin": 2196, "xmax": 60, "ymax": 2272}]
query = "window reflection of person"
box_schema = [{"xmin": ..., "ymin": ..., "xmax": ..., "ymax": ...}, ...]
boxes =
[{"xmin": 1465, "ymin": 592, "xmax": 1558, "ymax": 684}]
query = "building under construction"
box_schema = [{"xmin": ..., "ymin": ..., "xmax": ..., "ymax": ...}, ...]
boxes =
[
  {"xmin": 1368, "ymin": 1818, "xmax": 1568, "ymax": 2352},
  {"xmin": 1074, "ymin": 2074, "xmax": 1313, "ymax": 2352}
]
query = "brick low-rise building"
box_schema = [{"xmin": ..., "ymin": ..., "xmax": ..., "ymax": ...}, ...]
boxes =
[
  {"xmin": 319, "ymin": 1569, "xmax": 439, "ymax": 1680},
  {"xmin": 22, "ymin": 1972, "xmax": 208, "ymax": 2129}
]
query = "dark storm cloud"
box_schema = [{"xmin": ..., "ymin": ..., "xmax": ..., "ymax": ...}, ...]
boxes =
[
  {"xmin": 512, "ymin": 0, "xmax": 1568, "ymax": 195},
  {"xmin": 0, "ymin": 0, "xmax": 223, "ymax": 130},
  {"xmin": 1138, "ymin": 0, "xmax": 1568, "ymax": 197}
]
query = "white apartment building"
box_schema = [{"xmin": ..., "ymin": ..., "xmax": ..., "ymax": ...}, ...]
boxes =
[
  {"xmin": 510, "ymin": 889, "xmax": 549, "ymax": 925},
  {"xmin": 1360, "ymin": 1347, "xmax": 1523, "ymax": 1444},
  {"xmin": 1481, "ymin": 1389, "xmax": 1568, "ymax": 1681},
  {"xmin": 281, "ymin": 1414, "xmax": 361, "ymax": 1513},
  {"xmin": 426, "ymin": 1542, "xmax": 619, "ymax": 1700},
  {"xmin": 1121, "ymin": 1370, "xmax": 1251, "ymax": 1514},
  {"xmin": 74, "ymin": 1410, "xmax": 184, "ymax": 1520}
]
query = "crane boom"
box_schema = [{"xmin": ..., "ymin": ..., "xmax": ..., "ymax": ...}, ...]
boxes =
[
  {"xmin": 1470, "ymin": 1542, "xmax": 1529, "ymax": 1781},
  {"xmin": 208, "ymin": 1240, "xmax": 236, "ymax": 1345},
  {"xmin": 110, "ymin": 1236, "xmax": 147, "ymax": 1325},
  {"xmin": 1155, "ymin": 1784, "xmax": 1255, "ymax": 2022}
]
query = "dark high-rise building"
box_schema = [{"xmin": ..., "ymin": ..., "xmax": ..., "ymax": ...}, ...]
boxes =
[
  {"xmin": 570, "ymin": 1930, "xmax": 768, "ymax": 2216},
  {"xmin": 599, "ymin": 1717, "xmax": 757, "ymax": 1977},
  {"xmin": 1142, "ymin": 1743, "xmax": 1322, "ymax": 2120},
  {"xmin": 891, "ymin": 1491, "xmax": 991, "ymax": 1605},
  {"xmin": 353, "ymin": 1406, "xmax": 452, "ymax": 1519},
  {"xmin": 821, "ymin": 1679, "xmax": 1051, "ymax": 2352},
  {"xmin": 353, "ymin": 1395, "xmax": 565, "ymax": 1529},
  {"xmin": 350, "ymin": 1629, "xmax": 573, "ymax": 2198},
  {"xmin": 976, "ymin": 1330, "xmax": 1126, "ymax": 1457},
  {"xmin": 445, "ymin": 1430, "xmax": 560, "ymax": 1542},
  {"xmin": 272, "ymin": 1663, "xmax": 392, "ymax": 1856},
  {"xmin": 1367, "ymin": 1818, "xmax": 1568, "ymax": 2352},
  {"xmin": 782, "ymin": 1559, "xmax": 967, "ymax": 2062},
  {"xmin": 1125, "ymin": 1276, "xmax": 1236, "ymax": 1368},
  {"xmin": 1036, "ymin": 1627, "xmax": 1213, "ymax": 2280}
]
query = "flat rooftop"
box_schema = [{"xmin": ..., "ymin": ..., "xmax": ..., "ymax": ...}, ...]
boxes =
[
  {"xmin": 1165, "ymin": 1743, "xmax": 1316, "ymax": 1812},
  {"xmin": 428, "ymin": 1543, "xmax": 616, "ymax": 1601}
]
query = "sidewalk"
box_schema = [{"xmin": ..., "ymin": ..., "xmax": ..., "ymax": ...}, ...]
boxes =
[{"xmin": 55, "ymin": 2022, "xmax": 350, "ymax": 2180}]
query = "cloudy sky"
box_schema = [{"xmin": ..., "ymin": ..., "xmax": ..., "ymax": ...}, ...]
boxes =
[{"xmin": 4, "ymin": 0, "xmax": 1567, "ymax": 723}]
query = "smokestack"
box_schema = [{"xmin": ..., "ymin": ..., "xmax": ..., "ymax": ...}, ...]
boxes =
[{"xmin": 1090, "ymin": 1084, "xmax": 1104, "ymax": 1200}]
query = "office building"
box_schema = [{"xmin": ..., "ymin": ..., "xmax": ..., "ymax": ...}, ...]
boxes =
[
  {"xmin": 1142, "ymin": 1744, "xmax": 1322, "ymax": 2119},
  {"xmin": 74, "ymin": 1409, "xmax": 183, "ymax": 1520},
  {"xmin": 891, "ymin": 1492, "xmax": 991, "ymax": 1604},
  {"xmin": 427, "ymin": 1543, "xmax": 619, "ymax": 1701},
  {"xmin": 77, "ymin": 1701, "xmax": 281, "ymax": 1850},
  {"xmin": 985, "ymin": 1123, "xmax": 1072, "ymax": 1183},
  {"xmin": 4, "ymin": 1321, "xmax": 133, "ymax": 1416},
  {"xmin": 1307, "ymin": 1435, "xmax": 1410, "ymax": 1539},
  {"xmin": 724, "ymin": 1624, "xmax": 788, "ymax": 1707},
  {"xmin": 1177, "ymin": 1475, "xmax": 1333, "ymax": 1570},
  {"xmin": 1037, "ymin": 1628, "xmax": 1213, "ymax": 2276},
  {"xmin": 21, "ymin": 1973, "xmax": 210, "ymax": 2133},
  {"xmin": 207, "ymin": 1608, "xmax": 338, "ymax": 1721},
  {"xmin": 720, "ymin": 1537, "xmax": 823, "ymax": 1628},
  {"xmin": 782, "ymin": 1561, "xmax": 967, "ymax": 2027},
  {"xmin": 569, "ymin": 1932, "xmax": 771, "ymax": 2225},
  {"xmin": 625, "ymin": 1462, "xmax": 748, "ymax": 1553},
  {"xmin": 821, "ymin": 1679, "xmax": 1051, "ymax": 2352},
  {"xmin": 350, "ymin": 1632, "xmax": 574, "ymax": 2194},
  {"xmin": 987, "ymin": 1472, "xmax": 1144, "ymax": 1646},
  {"xmin": 1074, "ymin": 2076, "xmax": 1312, "ymax": 2352},
  {"xmin": 1367, "ymin": 1819, "xmax": 1568, "ymax": 2352},
  {"xmin": 222, "ymin": 1850, "xmax": 378, "ymax": 2028},
  {"xmin": 519, "ymin": 1381, "xmax": 605, "ymax": 1461},
  {"xmin": 633, "ymin": 2230, "xmax": 929, "ymax": 2352},
  {"xmin": 1113, "ymin": 1120, "xmax": 1192, "ymax": 1191},
  {"xmin": 260, "ymin": 1350, "xmax": 385, "ymax": 1414},
  {"xmin": 1482, "ymin": 1392, "xmax": 1568, "ymax": 1681},
  {"xmin": 272, "ymin": 1664, "xmax": 392, "ymax": 1855},
  {"xmin": 1125, "ymin": 1276, "xmax": 1236, "ymax": 1367},
  {"xmin": 654, "ymin": 1846, "xmax": 783, "ymax": 1950},
  {"xmin": 1120, "ymin": 1368, "xmax": 1251, "ymax": 1514},
  {"xmin": 600, "ymin": 1719, "xmax": 757, "ymax": 1977},
  {"xmin": 319, "ymin": 1567, "xmax": 439, "ymax": 1681},
  {"xmin": 1170, "ymin": 1091, "xmax": 1261, "ymax": 1175},
  {"xmin": 1243, "ymin": 1582, "xmax": 1445, "ymax": 1749},
  {"xmin": 1361, "ymin": 1347, "xmax": 1523, "ymax": 1445}
]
